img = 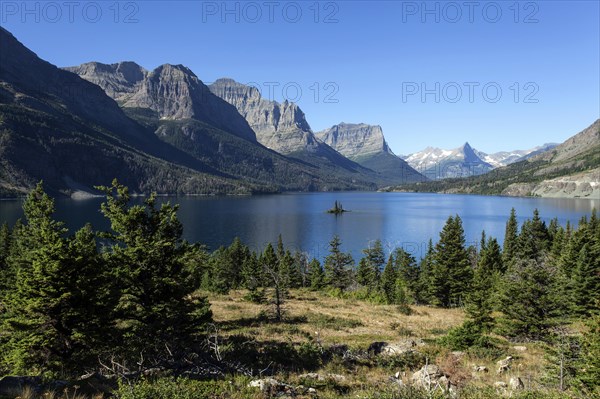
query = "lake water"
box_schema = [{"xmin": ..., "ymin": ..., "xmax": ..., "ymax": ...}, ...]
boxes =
[{"xmin": 0, "ymin": 192, "xmax": 597, "ymax": 261}]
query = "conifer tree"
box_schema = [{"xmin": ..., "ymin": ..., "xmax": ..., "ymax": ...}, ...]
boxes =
[
  {"xmin": 570, "ymin": 242, "xmax": 600, "ymax": 316},
  {"xmin": 308, "ymin": 258, "xmax": 325, "ymax": 290},
  {"xmin": 465, "ymin": 237, "xmax": 499, "ymax": 332},
  {"xmin": 380, "ymin": 255, "xmax": 397, "ymax": 304},
  {"xmin": 2, "ymin": 183, "xmax": 109, "ymax": 375},
  {"xmin": 357, "ymin": 239, "xmax": 384, "ymax": 291},
  {"xmin": 0, "ymin": 222, "xmax": 11, "ymax": 293},
  {"xmin": 394, "ymin": 247, "xmax": 419, "ymax": 301},
  {"xmin": 498, "ymin": 258, "xmax": 555, "ymax": 340},
  {"xmin": 242, "ymin": 252, "xmax": 265, "ymax": 303},
  {"xmin": 517, "ymin": 209, "xmax": 550, "ymax": 260},
  {"xmin": 97, "ymin": 180, "xmax": 211, "ymax": 357},
  {"xmin": 575, "ymin": 304, "xmax": 600, "ymax": 393},
  {"xmin": 262, "ymin": 243, "xmax": 289, "ymax": 321},
  {"xmin": 323, "ymin": 235, "xmax": 354, "ymax": 290},
  {"xmin": 503, "ymin": 208, "xmax": 519, "ymax": 266},
  {"xmin": 430, "ymin": 215, "xmax": 472, "ymax": 307},
  {"xmin": 416, "ymin": 239, "xmax": 435, "ymax": 304}
]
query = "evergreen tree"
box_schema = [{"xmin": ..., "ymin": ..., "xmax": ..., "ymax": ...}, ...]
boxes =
[
  {"xmin": 465, "ymin": 237, "xmax": 499, "ymax": 332},
  {"xmin": 394, "ymin": 247, "xmax": 419, "ymax": 301},
  {"xmin": 498, "ymin": 258, "xmax": 555, "ymax": 340},
  {"xmin": 323, "ymin": 235, "xmax": 354, "ymax": 290},
  {"xmin": 570, "ymin": 242, "xmax": 600, "ymax": 315},
  {"xmin": 308, "ymin": 258, "xmax": 325, "ymax": 290},
  {"xmin": 416, "ymin": 239, "xmax": 435, "ymax": 304},
  {"xmin": 503, "ymin": 208, "xmax": 519, "ymax": 266},
  {"xmin": 430, "ymin": 215, "xmax": 472, "ymax": 307},
  {"xmin": 227, "ymin": 237, "xmax": 250, "ymax": 289},
  {"xmin": 2, "ymin": 184, "xmax": 109, "ymax": 375},
  {"xmin": 517, "ymin": 209, "xmax": 550, "ymax": 260},
  {"xmin": 357, "ymin": 239, "xmax": 384, "ymax": 291},
  {"xmin": 242, "ymin": 252, "xmax": 265, "ymax": 303},
  {"xmin": 575, "ymin": 305, "xmax": 600, "ymax": 394},
  {"xmin": 380, "ymin": 255, "xmax": 397, "ymax": 304},
  {"xmin": 97, "ymin": 180, "xmax": 211, "ymax": 357},
  {"xmin": 0, "ymin": 222, "xmax": 11, "ymax": 293},
  {"xmin": 262, "ymin": 244, "xmax": 289, "ymax": 322}
]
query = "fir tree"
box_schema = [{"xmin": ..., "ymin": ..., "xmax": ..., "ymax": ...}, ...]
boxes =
[
  {"xmin": 394, "ymin": 247, "xmax": 419, "ymax": 301},
  {"xmin": 498, "ymin": 258, "xmax": 555, "ymax": 340},
  {"xmin": 323, "ymin": 235, "xmax": 354, "ymax": 290},
  {"xmin": 503, "ymin": 208, "xmax": 519, "ymax": 266},
  {"xmin": 2, "ymin": 184, "xmax": 109, "ymax": 375},
  {"xmin": 416, "ymin": 239, "xmax": 435, "ymax": 304},
  {"xmin": 357, "ymin": 239, "xmax": 384, "ymax": 291},
  {"xmin": 430, "ymin": 215, "xmax": 472, "ymax": 307},
  {"xmin": 570, "ymin": 242, "xmax": 600, "ymax": 316},
  {"xmin": 308, "ymin": 258, "xmax": 325, "ymax": 290},
  {"xmin": 97, "ymin": 180, "xmax": 211, "ymax": 357},
  {"xmin": 575, "ymin": 304, "xmax": 600, "ymax": 394},
  {"xmin": 465, "ymin": 237, "xmax": 499, "ymax": 332},
  {"xmin": 517, "ymin": 209, "xmax": 550, "ymax": 260},
  {"xmin": 380, "ymin": 255, "xmax": 397, "ymax": 304}
]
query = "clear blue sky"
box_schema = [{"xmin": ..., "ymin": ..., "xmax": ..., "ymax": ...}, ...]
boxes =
[{"xmin": 2, "ymin": 1, "xmax": 598, "ymax": 154}]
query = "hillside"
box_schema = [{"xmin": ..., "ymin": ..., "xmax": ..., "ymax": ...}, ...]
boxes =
[{"xmin": 386, "ymin": 120, "xmax": 600, "ymax": 198}]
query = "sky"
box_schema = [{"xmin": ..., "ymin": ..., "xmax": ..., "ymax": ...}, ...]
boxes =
[{"xmin": 1, "ymin": 1, "xmax": 599, "ymax": 154}]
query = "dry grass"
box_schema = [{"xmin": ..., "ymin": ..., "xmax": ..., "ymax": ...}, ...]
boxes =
[{"xmin": 207, "ymin": 289, "xmax": 465, "ymax": 348}]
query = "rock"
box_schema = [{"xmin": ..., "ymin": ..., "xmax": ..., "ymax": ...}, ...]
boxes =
[
  {"xmin": 451, "ymin": 351, "xmax": 465, "ymax": 358},
  {"xmin": 308, "ymin": 387, "xmax": 317, "ymax": 394},
  {"xmin": 411, "ymin": 365, "xmax": 442, "ymax": 388},
  {"xmin": 248, "ymin": 378, "xmax": 281, "ymax": 391},
  {"xmin": 509, "ymin": 377, "xmax": 525, "ymax": 390},
  {"xmin": 76, "ymin": 372, "xmax": 118, "ymax": 396},
  {"xmin": 328, "ymin": 344, "xmax": 350, "ymax": 357},
  {"xmin": 0, "ymin": 376, "xmax": 42, "ymax": 398},
  {"xmin": 209, "ymin": 78, "xmax": 320, "ymax": 154},
  {"xmin": 473, "ymin": 366, "xmax": 488, "ymax": 373},
  {"xmin": 494, "ymin": 381, "xmax": 508, "ymax": 390},
  {"xmin": 316, "ymin": 123, "xmax": 394, "ymax": 160},
  {"xmin": 513, "ymin": 346, "xmax": 527, "ymax": 351},
  {"xmin": 369, "ymin": 339, "xmax": 424, "ymax": 356},
  {"xmin": 496, "ymin": 356, "xmax": 513, "ymax": 374}
]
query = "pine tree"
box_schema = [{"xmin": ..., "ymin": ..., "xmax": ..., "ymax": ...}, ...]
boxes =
[
  {"xmin": 262, "ymin": 243, "xmax": 289, "ymax": 322},
  {"xmin": 242, "ymin": 252, "xmax": 265, "ymax": 303},
  {"xmin": 227, "ymin": 237, "xmax": 250, "ymax": 289},
  {"xmin": 465, "ymin": 237, "xmax": 499, "ymax": 332},
  {"xmin": 570, "ymin": 242, "xmax": 600, "ymax": 316},
  {"xmin": 575, "ymin": 305, "xmax": 600, "ymax": 394},
  {"xmin": 380, "ymin": 255, "xmax": 397, "ymax": 304},
  {"xmin": 0, "ymin": 222, "xmax": 11, "ymax": 293},
  {"xmin": 97, "ymin": 180, "xmax": 211, "ymax": 357},
  {"xmin": 394, "ymin": 247, "xmax": 419, "ymax": 301},
  {"xmin": 517, "ymin": 209, "xmax": 550, "ymax": 260},
  {"xmin": 503, "ymin": 208, "xmax": 519, "ymax": 266},
  {"xmin": 357, "ymin": 239, "xmax": 384, "ymax": 291},
  {"xmin": 498, "ymin": 258, "xmax": 555, "ymax": 340},
  {"xmin": 308, "ymin": 258, "xmax": 325, "ymax": 290},
  {"xmin": 416, "ymin": 239, "xmax": 434, "ymax": 304},
  {"xmin": 430, "ymin": 216, "xmax": 472, "ymax": 307},
  {"xmin": 2, "ymin": 183, "xmax": 109, "ymax": 375},
  {"xmin": 323, "ymin": 235, "xmax": 354, "ymax": 290}
]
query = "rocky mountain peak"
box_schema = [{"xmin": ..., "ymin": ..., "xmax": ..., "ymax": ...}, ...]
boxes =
[
  {"xmin": 66, "ymin": 62, "xmax": 257, "ymax": 142},
  {"xmin": 315, "ymin": 123, "xmax": 394, "ymax": 160},
  {"xmin": 209, "ymin": 78, "xmax": 316, "ymax": 153}
]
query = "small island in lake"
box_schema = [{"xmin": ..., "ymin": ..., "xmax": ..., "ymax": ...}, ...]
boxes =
[{"xmin": 326, "ymin": 200, "xmax": 348, "ymax": 214}]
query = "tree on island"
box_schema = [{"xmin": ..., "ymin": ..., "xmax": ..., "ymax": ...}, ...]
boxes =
[{"xmin": 327, "ymin": 200, "xmax": 347, "ymax": 214}]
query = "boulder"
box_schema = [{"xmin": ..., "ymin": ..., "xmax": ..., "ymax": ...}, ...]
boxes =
[
  {"xmin": 496, "ymin": 356, "xmax": 513, "ymax": 374},
  {"xmin": 473, "ymin": 366, "xmax": 488, "ymax": 373},
  {"xmin": 299, "ymin": 373, "xmax": 346, "ymax": 383},
  {"xmin": 369, "ymin": 339, "xmax": 424, "ymax": 356},
  {"xmin": 76, "ymin": 373, "xmax": 118, "ymax": 397},
  {"xmin": 509, "ymin": 377, "xmax": 524, "ymax": 390},
  {"xmin": 248, "ymin": 378, "xmax": 281, "ymax": 391},
  {"xmin": 411, "ymin": 365, "xmax": 445, "ymax": 389},
  {"xmin": 513, "ymin": 346, "xmax": 527, "ymax": 351},
  {"xmin": 494, "ymin": 381, "xmax": 508, "ymax": 390},
  {"xmin": 0, "ymin": 376, "xmax": 42, "ymax": 398}
]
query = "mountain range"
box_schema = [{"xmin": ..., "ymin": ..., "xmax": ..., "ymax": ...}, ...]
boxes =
[
  {"xmin": 387, "ymin": 120, "xmax": 600, "ymax": 198},
  {"xmin": 401, "ymin": 143, "xmax": 560, "ymax": 180},
  {"xmin": 0, "ymin": 27, "xmax": 596, "ymax": 198}
]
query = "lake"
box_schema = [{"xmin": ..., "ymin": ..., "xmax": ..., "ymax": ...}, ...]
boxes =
[{"xmin": 0, "ymin": 192, "xmax": 597, "ymax": 261}]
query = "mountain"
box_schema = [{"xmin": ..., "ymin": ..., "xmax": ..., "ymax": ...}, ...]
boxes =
[
  {"xmin": 387, "ymin": 120, "xmax": 600, "ymax": 198},
  {"xmin": 208, "ymin": 79, "xmax": 421, "ymax": 185},
  {"xmin": 65, "ymin": 63, "xmax": 256, "ymax": 142},
  {"xmin": 403, "ymin": 143, "xmax": 494, "ymax": 179},
  {"xmin": 315, "ymin": 123, "xmax": 425, "ymax": 183},
  {"xmin": 66, "ymin": 64, "xmax": 391, "ymax": 190},
  {"xmin": 475, "ymin": 143, "xmax": 559, "ymax": 168},
  {"xmin": 0, "ymin": 28, "xmax": 385, "ymax": 197}
]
